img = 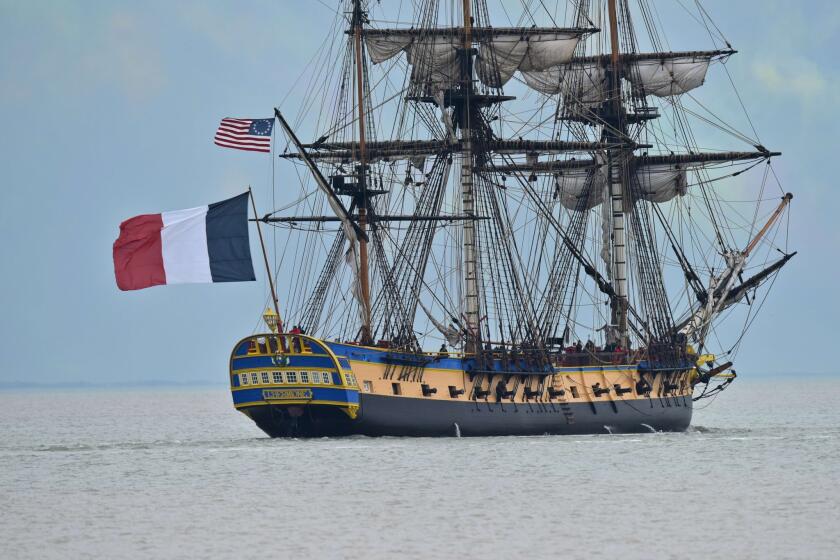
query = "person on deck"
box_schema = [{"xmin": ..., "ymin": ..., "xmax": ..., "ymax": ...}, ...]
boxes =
[
  {"xmin": 290, "ymin": 325, "xmax": 302, "ymax": 352},
  {"xmin": 438, "ymin": 344, "xmax": 449, "ymax": 358},
  {"xmin": 575, "ymin": 340, "xmax": 583, "ymax": 353},
  {"xmin": 495, "ymin": 377, "xmax": 508, "ymax": 402}
]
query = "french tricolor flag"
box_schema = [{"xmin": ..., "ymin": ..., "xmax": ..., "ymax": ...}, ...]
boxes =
[{"xmin": 113, "ymin": 192, "xmax": 256, "ymax": 291}]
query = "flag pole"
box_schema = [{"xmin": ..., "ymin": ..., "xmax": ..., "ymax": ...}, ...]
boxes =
[{"xmin": 248, "ymin": 186, "xmax": 283, "ymax": 333}]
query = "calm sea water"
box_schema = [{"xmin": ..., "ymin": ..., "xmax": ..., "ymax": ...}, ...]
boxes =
[{"xmin": 2, "ymin": 377, "xmax": 838, "ymax": 559}]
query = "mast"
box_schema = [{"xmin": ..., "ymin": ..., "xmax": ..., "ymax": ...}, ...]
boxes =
[
  {"xmin": 266, "ymin": 0, "xmax": 792, "ymax": 381},
  {"xmin": 606, "ymin": 0, "xmax": 629, "ymax": 347},
  {"xmin": 249, "ymin": 187, "xmax": 283, "ymax": 332},
  {"xmin": 460, "ymin": 0, "xmax": 480, "ymax": 352},
  {"xmin": 680, "ymin": 193, "xmax": 794, "ymax": 345},
  {"xmin": 352, "ymin": 0, "xmax": 373, "ymax": 344}
]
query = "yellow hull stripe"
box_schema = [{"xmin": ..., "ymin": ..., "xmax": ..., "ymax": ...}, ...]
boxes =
[{"xmin": 235, "ymin": 399, "xmax": 360, "ymax": 409}]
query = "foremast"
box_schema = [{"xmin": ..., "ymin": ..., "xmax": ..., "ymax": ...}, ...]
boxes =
[{"xmin": 605, "ymin": 0, "xmax": 629, "ymax": 348}]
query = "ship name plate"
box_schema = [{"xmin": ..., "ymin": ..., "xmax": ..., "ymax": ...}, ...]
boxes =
[{"xmin": 262, "ymin": 389, "xmax": 313, "ymax": 400}]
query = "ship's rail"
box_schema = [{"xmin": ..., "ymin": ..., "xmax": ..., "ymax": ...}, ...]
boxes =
[
  {"xmin": 241, "ymin": 333, "xmax": 316, "ymax": 356},
  {"xmin": 338, "ymin": 343, "xmax": 681, "ymax": 369},
  {"xmin": 553, "ymin": 351, "xmax": 633, "ymax": 367}
]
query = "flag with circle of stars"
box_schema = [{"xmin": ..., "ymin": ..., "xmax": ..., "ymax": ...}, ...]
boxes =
[{"xmin": 214, "ymin": 118, "xmax": 274, "ymax": 153}]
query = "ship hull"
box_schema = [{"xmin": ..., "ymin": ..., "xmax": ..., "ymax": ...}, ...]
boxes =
[
  {"xmin": 355, "ymin": 392, "xmax": 691, "ymax": 436},
  {"xmin": 240, "ymin": 393, "xmax": 692, "ymax": 437},
  {"xmin": 231, "ymin": 333, "xmax": 695, "ymax": 438}
]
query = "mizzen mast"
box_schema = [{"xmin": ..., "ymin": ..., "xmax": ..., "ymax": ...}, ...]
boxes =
[{"xmin": 352, "ymin": 0, "xmax": 373, "ymax": 344}]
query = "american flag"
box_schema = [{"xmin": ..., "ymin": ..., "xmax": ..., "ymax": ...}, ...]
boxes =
[{"xmin": 214, "ymin": 118, "xmax": 274, "ymax": 153}]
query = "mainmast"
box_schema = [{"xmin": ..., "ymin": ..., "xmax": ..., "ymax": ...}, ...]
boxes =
[
  {"xmin": 352, "ymin": 0, "xmax": 373, "ymax": 344},
  {"xmin": 460, "ymin": 0, "xmax": 480, "ymax": 352},
  {"xmin": 605, "ymin": 0, "xmax": 629, "ymax": 347}
]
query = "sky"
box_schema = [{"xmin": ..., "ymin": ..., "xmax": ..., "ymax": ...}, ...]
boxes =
[{"xmin": 0, "ymin": 0, "xmax": 837, "ymax": 386}]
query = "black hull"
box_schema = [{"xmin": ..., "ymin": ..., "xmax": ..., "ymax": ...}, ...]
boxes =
[{"xmin": 242, "ymin": 393, "xmax": 692, "ymax": 437}]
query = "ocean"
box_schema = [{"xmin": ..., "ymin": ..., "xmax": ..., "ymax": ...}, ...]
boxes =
[{"xmin": 2, "ymin": 376, "xmax": 838, "ymax": 559}]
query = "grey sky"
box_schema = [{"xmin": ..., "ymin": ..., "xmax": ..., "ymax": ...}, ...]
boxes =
[{"xmin": 0, "ymin": 0, "xmax": 836, "ymax": 385}]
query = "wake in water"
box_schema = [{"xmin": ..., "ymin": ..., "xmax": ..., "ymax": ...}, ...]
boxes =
[{"xmin": 29, "ymin": 438, "xmax": 272, "ymax": 453}]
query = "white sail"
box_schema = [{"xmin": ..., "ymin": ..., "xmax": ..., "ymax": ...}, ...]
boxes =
[
  {"xmin": 406, "ymin": 37, "xmax": 461, "ymax": 89},
  {"xmin": 366, "ymin": 31, "xmax": 580, "ymax": 90},
  {"xmin": 365, "ymin": 34, "xmax": 412, "ymax": 64},
  {"xmin": 521, "ymin": 55, "xmax": 712, "ymax": 100},
  {"xmin": 634, "ymin": 164, "xmax": 689, "ymax": 202},
  {"xmin": 626, "ymin": 57, "xmax": 711, "ymax": 97},
  {"xmin": 554, "ymin": 163, "xmax": 688, "ymax": 211},
  {"xmin": 417, "ymin": 299, "xmax": 461, "ymax": 346},
  {"xmin": 475, "ymin": 32, "xmax": 580, "ymax": 87},
  {"xmin": 554, "ymin": 168, "xmax": 603, "ymax": 210},
  {"xmin": 365, "ymin": 34, "xmax": 460, "ymax": 90},
  {"xmin": 522, "ymin": 63, "xmax": 606, "ymax": 106},
  {"xmin": 344, "ymin": 241, "xmax": 370, "ymax": 331}
]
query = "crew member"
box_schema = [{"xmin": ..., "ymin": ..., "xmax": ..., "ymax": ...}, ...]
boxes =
[{"xmin": 495, "ymin": 377, "xmax": 508, "ymax": 402}]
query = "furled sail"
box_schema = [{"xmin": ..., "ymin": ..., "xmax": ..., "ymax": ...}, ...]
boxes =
[
  {"xmin": 407, "ymin": 37, "xmax": 461, "ymax": 90},
  {"xmin": 522, "ymin": 63, "xmax": 606, "ymax": 106},
  {"xmin": 365, "ymin": 33, "xmax": 460, "ymax": 90},
  {"xmin": 417, "ymin": 299, "xmax": 461, "ymax": 346},
  {"xmin": 634, "ymin": 164, "xmax": 689, "ymax": 202},
  {"xmin": 554, "ymin": 167, "xmax": 603, "ymax": 210},
  {"xmin": 626, "ymin": 57, "xmax": 710, "ymax": 97},
  {"xmin": 475, "ymin": 32, "xmax": 581, "ymax": 87},
  {"xmin": 366, "ymin": 34, "xmax": 412, "ymax": 64},
  {"xmin": 343, "ymin": 240, "xmax": 369, "ymax": 330},
  {"xmin": 364, "ymin": 27, "xmax": 588, "ymax": 91},
  {"xmin": 282, "ymin": 139, "xmax": 614, "ymax": 164},
  {"xmin": 519, "ymin": 51, "xmax": 728, "ymax": 101},
  {"xmin": 554, "ymin": 164, "xmax": 688, "ymax": 211},
  {"xmin": 489, "ymin": 150, "xmax": 777, "ymax": 176}
]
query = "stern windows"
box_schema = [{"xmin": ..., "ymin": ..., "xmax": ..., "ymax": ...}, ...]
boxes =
[
  {"xmin": 286, "ymin": 371, "xmax": 298, "ymax": 384},
  {"xmin": 261, "ymin": 372, "xmax": 270, "ymax": 385},
  {"xmin": 310, "ymin": 372, "xmax": 320, "ymax": 384},
  {"xmin": 344, "ymin": 373, "xmax": 357, "ymax": 386},
  {"xmin": 321, "ymin": 372, "xmax": 331, "ymax": 385},
  {"xmin": 272, "ymin": 371, "xmax": 283, "ymax": 384},
  {"xmin": 300, "ymin": 371, "xmax": 310, "ymax": 384},
  {"xmin": 392, "ymin": 382, "xmax": 402, "ymax": 395},
  {"xmin": 240, "ymin": 373, "xmax": 249, "ymax": 386},
  {"xmin": 250, "ymin": 372, "xmax": 259, "ymax": 385}
]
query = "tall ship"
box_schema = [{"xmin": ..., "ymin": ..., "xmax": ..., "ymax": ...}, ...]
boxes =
[{"xmin": 228, "ymin": 0, "xmax": 794, "ymax": 437}]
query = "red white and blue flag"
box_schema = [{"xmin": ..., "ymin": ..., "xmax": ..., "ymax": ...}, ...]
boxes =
[
  {"xmin": 113, "ymin": 192, "xmax": 255, "ymax": 291},
  {"xmin": 214, "ymin": 117, "xmax": 274, "ymax": 153}
]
